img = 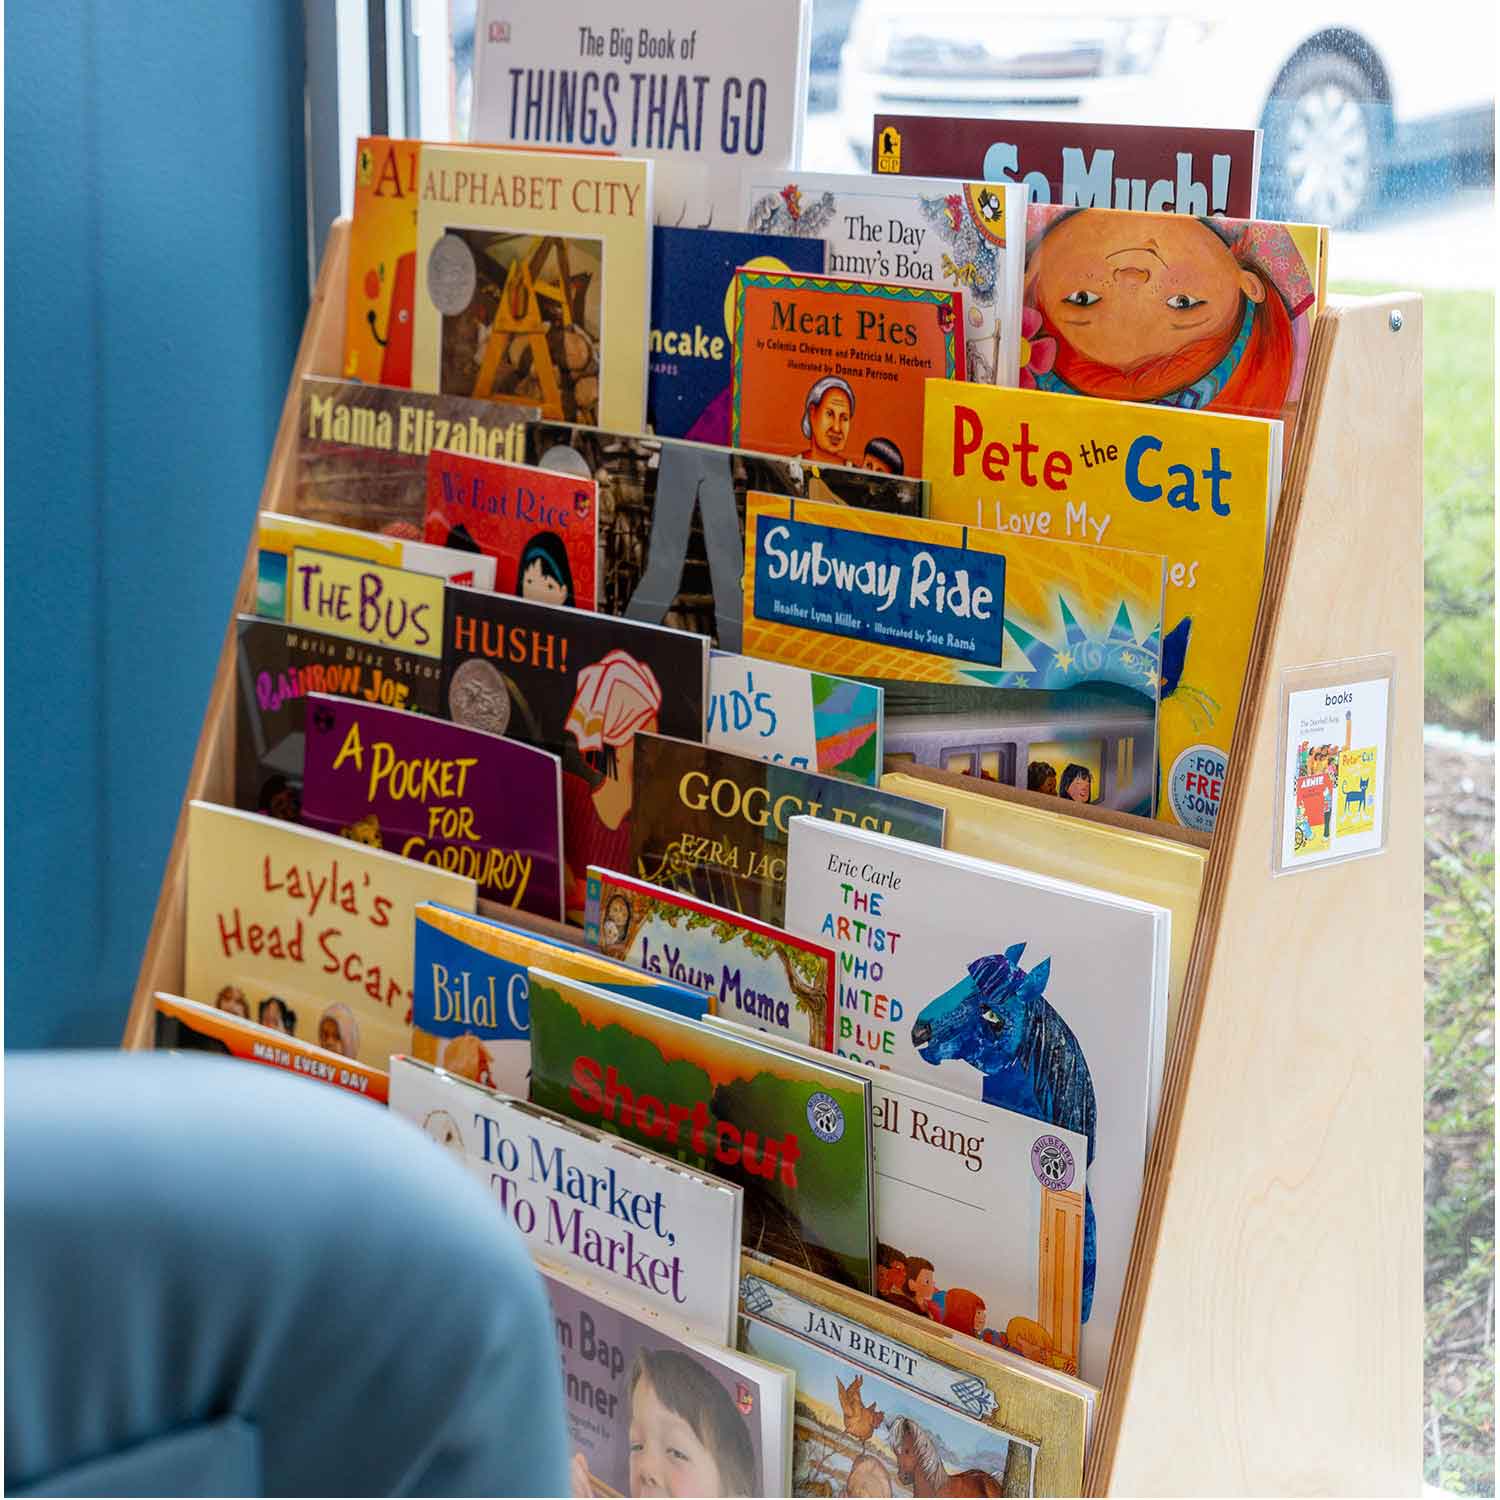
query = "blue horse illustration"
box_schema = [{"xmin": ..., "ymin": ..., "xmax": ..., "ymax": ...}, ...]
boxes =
[{"xmin": 910, "ymin": 945, "xmax": 1097, "ymax": 1321}]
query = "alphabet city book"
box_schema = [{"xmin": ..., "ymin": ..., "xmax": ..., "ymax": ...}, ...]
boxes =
[{"xmin": 782, "ymin": 816, "xmax": 1171, "ymax": 1386}]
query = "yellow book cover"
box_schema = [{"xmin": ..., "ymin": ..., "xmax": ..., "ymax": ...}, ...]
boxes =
[
  {"xmin": 184, "ymin": 802, "xmax": 476, "ymax": 1071},
  {"xmin": 1336, "ymin": 745, "xmax": 1378, "ymax": 837},
  {"xmin": 743, "ymin": 492, "xmax": 1166, "ymax": 816},
  {"xmin": 344, "ymin": 137, "xmax": 421, "ymax": 386},
  {"xmin": 923, "ymin": 383, "xmax": 1280, "ymax": 830},
  {"xmin": 412, "ymin": 146, "xmax": 653, "ymax": 433},
  {"xmin": 284, "ymin": 549, "xmax": 444, "ymax": 660}
]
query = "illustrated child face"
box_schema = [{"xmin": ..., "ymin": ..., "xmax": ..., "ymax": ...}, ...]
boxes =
[
  {"xmin": 1029, "ymin": 210, "xmax": 1266, "ymax": 374},
  {"xmin": 628, "ymin": 1372, "xmax": 724, "ymax": 1498},
  {"xmin": 878, "ymin": 1259, "xmax": 906, "ymax": 1296},
  {"xmin": 973, "ymin": 1301, "xmax": 987, "ymax": 1335},
  {"xmin": 1066, "ymin": 771, "xmax": 1093, "ymax": 803},
  {"xmin": 809, "ymin": 389, "xmax": 852, "ymax": 456},
  {"xmin": 261, "ymin": 1000, "xmax": 289, "ymax": 1033},
  {"xmin": 522, "ymin": 556, "xmax": 568, "ymax": 605},
  {"xmin": 319, "ymin": 1017, "xmax": 345, "ymax": 1054},
  {"xmin": 863, "ymin": 451, "xmax": 893, "ymax": 474},
  {"xmin": 909, "ymin": 1266, "xmax": 936, "ymax": 1304},
  {"xmin": 216, "ymin": 989, "xmax": 249, "ymax": 1018}
]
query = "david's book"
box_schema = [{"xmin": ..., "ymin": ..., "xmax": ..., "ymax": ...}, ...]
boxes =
[
  {"xmin": 586, "ymin": 866, "xmax": 836, "ymax": 1049},
  {"xmin": 783, "ymin": 817, "xmax": 1170, "ymax": 1387},
  {"xmin": 299, "ymin": 692, "xmax": 564, "ymax": 920},
  {"xmin": 730, "ymin": 269, "xmax": 963, "ymax": 479},
  {"xmin": 412, "ymin": 146, "xmax": 653, "ymax": 433},
  {"xmin": 528, "ymin": 968, "xmax": 877, "ymax": 1293},
  {"xmin": 153, "ymin": 991, "xmax": 390, "ymax": 1104},
  {"xmin": 922, "ymin": 383, "xmax": 1280, "ymax": 830},
  {"xmin": 412, "ymin": 902, "xmax": 708, "ymax": 1100},
  {"xmin": 627, "ymin": 733, "xmax": 946, "ymax": 925},
  {"xmin": 344, "ymin": 137, "xmax": 421, "ymax": 386},
  {"xmin": 521, "ymin": 421, "xmax": 926, "ymax": 651},
  {"xmin": 184, "ymin": 802, "xmax": 477, "ymax": 1071},
  {"xmin": 424, "ymin": 452, "xmax": 599, "ymax": 610},
  {"xmin": 390, "ymin": 1056, "xmax": 743, "ymax": 1341}
]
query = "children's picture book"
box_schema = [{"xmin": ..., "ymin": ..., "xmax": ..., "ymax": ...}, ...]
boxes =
[
  {"xmin": 543, "ymin": 1261, "xmax": 795, "ymax": 1500},
  {"xmin": 294, "ymin": 375, "xmax": 536, "ymax": 536},
  {"xmin": 299, "ymin": 692, "xmax": 564, "ymax": 920},
  {"xmin": 922, "ymin": 382, "xmax": 1281, "ymax": 830},
  {"xmin": 284, "ymin": 549, "xmax": 444, "ymax": 660},
  {"xmin": 183, "ymin": 801, "xmax": 477, "ymax": 1071},
  {"xmin": 708, "ymin": 651, "xmax": 884, "ymax": 787},
  {"xmin": 741, "ymin": 170, "xmax": 1028, "ymax": 386},
  {"xmin": 742, "ymin": 492, "xmax": 1167, "ymax": 815},
  {"xmin": 440, "ymin": 585, "xmax": 708, "ymax": 921},
  {"xmin": 411, "ymin": 902, "xmax": 708, "ymax": 1100},
  {"xmin": 870, "ymin": 115, "xmax": 1262, "ymax": 218},
  {"xmin": 469, "ymin": 0, "xmax": 812, "ymax": 230},
  {"xmin": 650, "ymin": 224, "xmax": 827, "ymax": 443},
  {"xmin": 152, "ymin": 992, "xmax": 390, "ymax": 1104},
  {"xmin": 521, "ymin": 420, "xmax": 926, "ymax": 651},
  {"xmin": 627, "ymin": 733, "xmax": 946, "ymax": 925},
  {"xmin": 233, "ymin": 616, "xmax": 444, "ymax": 823},
  {"xmin": 344, "ymin": 137, "xmax": 421, "ymax": 386},
  {"xmin": 585, "ymin": 866, "xmax": 836, "ymax": 1049},
  {"xmin": 424, "ymin": 451, "xmax": 599, "ymax": 610},
  {"xmin": 527, "ymin": 968, "xmax": 877, "ymax": 1293},
  {"xmin": 412, "ymin": 146, "xmax": 653, "ymax": 432},
  {"xmin": 782, "ymin": 817, "xmax": 1169, "ymax": 1386},
  {"xmin": 729, "ymin": 269, "xmax": 963, "ymax": 479},
  {"xmin": 390, "ymin": 1056, "xmax": 743, "ymax": 1341}
]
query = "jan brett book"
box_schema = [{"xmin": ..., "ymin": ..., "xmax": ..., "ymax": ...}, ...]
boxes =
[
  {"xmin": 440, "ymin": 584, "xmax": 708, "ymax": 921},
  {"xmin": 585, "ymin": 866, "xmax": 836, "ymax": 1049},
  {"xmin": 709, "ymin": 652, "xmax": 884, "ymax": 787},
  {"xmin": 627, "ymin": 733, "xmax": 946, "ymax": 925},
  {"xmin": 424, "ymin": 451, "xmax": 599, "ymax": 610},
  {"xmin": 233, "ymin": 616, "xmax": 444, "ymax": 821},
  {"xmin": 528, "ymin": 968, "xmax": 877, "ymax": 1294},
  {"xmin": 152, "ymin": 992, "xmax": 390, "ymax": 1104},
  {"xmin": 742, "ymin": 492, "xmax": 1167, "ymax": 816},
  {"xmin": 412, "ymin": 145, "xmax": 653, "ymax": 432},
  {"xmin": 344, "ymin": 137, "xmax": 421, "ymax": 386},
  {"xmin": 782, "ymin": 817, "xmax": 1171, "ymax": 1388},
  {"xmin": 730, "ymin": 269, "xmax": 964, "ymax": 480},
  {"xmin": 922, "ymin": 384, "xmax": 1280, "ymax": 830},
  {"xmin": 390, "ymin": 1056, "xmax": 743, "ymax": 1342},
  {"xmin": 521, "ymin": 420, "xmax": 926, "ymax": 652},
  {"xmin": 293, "ymin": 376, "xmax": 537, "ymax": 536},
  {"xmin": 411, "ymin": 902, "xmax": 708, "ymax": 1100},
  {"xmin": 469, "ymin": 0, "xmax": 811, "ymax": 230},
  {"xmin": 299, "ymin": 692, "xmax": 564, "ymax": 920},
  {"xmin": 742, "ymin": 170, "xmax": 1027, "ymax": 386},
  {"xmin": 183, "ymin": 802, "xmax": 477, "ymax": 1071},
  {"xmin": 650, "ymin": 225, "xmax": 827, "ymax": 443},
  {"xmin": 871, "ymin": 115, "xmax": 1262, "ymax": 218},
  {"xmin": 542, "ymin": 1262, "xmax": 794, "ymax": 1500}
]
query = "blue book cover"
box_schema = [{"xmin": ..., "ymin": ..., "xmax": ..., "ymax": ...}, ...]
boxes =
[{"xmin": 649, "ymin": 226, "xmax": 827, "ymax": 445}]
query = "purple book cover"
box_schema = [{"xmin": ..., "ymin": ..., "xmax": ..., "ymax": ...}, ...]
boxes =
[{"xmin": 300, "ymin": 692, "xmax": 564, "ymax": 920}]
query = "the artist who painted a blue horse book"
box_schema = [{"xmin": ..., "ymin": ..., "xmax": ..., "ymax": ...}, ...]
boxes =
[{"xmin": 783, "ymin": 816, "xmax": 1170, "ymax": 1391}]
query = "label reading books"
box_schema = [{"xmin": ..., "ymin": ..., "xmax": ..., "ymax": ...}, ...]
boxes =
[{"xmin": 287, "ymin": 550, "xmax": 444, "ymax": 659}]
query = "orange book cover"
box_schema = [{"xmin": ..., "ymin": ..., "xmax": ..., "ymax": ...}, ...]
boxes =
[{"xmin": 344, "ymin": 138, "xmax": 421, "ymax": 386}]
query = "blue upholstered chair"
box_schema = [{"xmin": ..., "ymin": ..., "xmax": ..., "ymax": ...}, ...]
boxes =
[{"xmin": 4, "ymin": 1053, "xmax": 571, "ymax": 1497}]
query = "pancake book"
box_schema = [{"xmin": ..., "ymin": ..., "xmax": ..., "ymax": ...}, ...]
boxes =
[
  {"xmin": 390, "ymin": 1056, "xmax": 743, "ymax": 1342},
  {"xmin": 527, "ymin": 968, "xmax": 877, "ymax": 1294},
  {"xmin": 424, "ymin": 451, "xmax": 599, "ymax": 610},
  {"xmin": 344, "ymin": 136, "xmax": 421, "ymax": 386},
  {"xmin": 183, "ymin": 801, "xmax": 477, "ymax": 1072},
  {"xmin": 542, "ymin": 1261, "xmax": 794, "ymax": 1500},
  {"xmin": 585, "ymin": 866, "xmax": 836, "ymax": 1049},
  {"xmin": 411, "ymin": 145, "xmax": 653, "ymax": 432},
  {"xmin": 729, "ymin": 269, "xmax": 963, "ymax": 480},
  {"xmin": 626, "ymin": 733, "xmax": 946, "ymax": 925},
  {"xmin": 521, "ymin": 420, "xmax": 926, "ymax": 652},
  {"xmin": 782, "ymin": 817, "xmax": 1171, "ymax": 1387},
  {"xmin": 741, "ymin": 169, "xmax": 1028, "ymax": 385},
  {"xmin": 469, "ymin": 0, "xmax": 812, "ymax": 230},
  {"xmin": 922, "ymin": 382, "xmax": 1281, "ymax": 830},
  {"xmin": 411, "ymin": 902, "xmax": 708, "ymax": 1100}
]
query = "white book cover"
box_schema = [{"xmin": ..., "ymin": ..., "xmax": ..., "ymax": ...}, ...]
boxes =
[
  {"xmin": 389, "ymin": 1056, "xmax": 743, "ymax": 1343},
  {"xmin": 740, "ymin": 170, "xmax": 1029, "ymax": 385},
  {"xmin": 782, "ymin": 817, "xmax": 1170, "ymax": 1388},
  {"xmin": 471, "ymin": 0, "xmax": 812, "ymax": 230}
]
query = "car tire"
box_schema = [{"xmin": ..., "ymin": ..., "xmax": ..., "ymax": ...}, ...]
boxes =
[{"xmin": 1260, "ymin": 49, "xmax": 1389, "ymax": 228}]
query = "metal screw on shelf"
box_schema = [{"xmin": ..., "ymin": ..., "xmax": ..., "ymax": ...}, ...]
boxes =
[{"xmin": 1389, "ymin": 310, "xmax": 1404, "ymax": 332}]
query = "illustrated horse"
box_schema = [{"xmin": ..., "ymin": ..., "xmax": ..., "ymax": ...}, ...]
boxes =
[
  {"xmin": 1343, "ymin": 775, "xmax": 1370, "ymax": 815},
  {"xmin": 910, "ymin": 946, "xmax": 1097, "ymax": 1320},
  {"xmin": 887, "ymin": 1416, "xmax": 1004, "ymax": 1497}
]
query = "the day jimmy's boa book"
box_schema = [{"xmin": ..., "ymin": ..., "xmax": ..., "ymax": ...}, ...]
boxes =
[
  {"xmin": 783, "ymin": 817, "xmax": 1170, "ymax": 1388},
  {"xmin": 527, "ymin": 968, "xmax": 877, "ymax": 1295},
  {"xmin": 585, "ymin": 866, "xmax": 836, "ymax": 1049},
  {"xmin": 389, "ymin": 1055, "xmax": 743, "ymax": 1342},
  {"xmin": 410, "ymin": 902, "xmax": 706, "ymax": 1100}
]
